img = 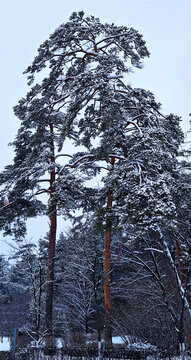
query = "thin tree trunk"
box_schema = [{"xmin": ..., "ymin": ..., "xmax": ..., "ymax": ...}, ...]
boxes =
[
  {"xmin": 175, "ymin": 239, "xmax": 191, "ymax": 349},
  {"xmin": 45, "ymin": 122, "xmax": 57, "ymax": 348},
  {"xmin": 45, "ymin": 210, "xmax": 57, "ymax": 335},
  {"xmin": 92, "ymin": 254, "xmax": 102, "ymax": 352},
  {"xmin": 176, "ymin": 239, "xmax": 185, "ymax": 287},
  {"xmin": 103, "ymin": 156, "xmax": 115, "ymax": 347},
  {"xmin": 37, "ymin": 264, "xmax": 42, "ymax": 341},
  {"xmin": 163, "ymin": 238, "xmax": 191, "ymax": 349}
]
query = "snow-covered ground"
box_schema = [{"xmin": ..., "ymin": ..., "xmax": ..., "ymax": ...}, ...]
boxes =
[
  {"xmin": 163, "ymin": 358, "xmax": 191, "ymax": 360},
  {"xmin": 0, "ymin": 335, "xmax": 190, "ymax": 360},
  {"xmin": 112, "ymin": 335, "xmax": 125, "ymax": 344},
  {"xmin": 0, "ymin": 336, "xmax": 10, "ymax": 351}
]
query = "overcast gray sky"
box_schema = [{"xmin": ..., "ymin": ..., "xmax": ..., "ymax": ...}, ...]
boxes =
[{"xmin": 0, "ymin": 0, "xmax": 191, "ymax": 255}]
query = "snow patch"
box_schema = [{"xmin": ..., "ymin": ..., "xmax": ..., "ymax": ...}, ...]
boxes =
[
  {"xmin": 112, "ymin": 336, "xmax": 125, "ymax": 344},
  {"xmin": 0, "ymin": 337, "xmax": 10, "ymax": 351}
]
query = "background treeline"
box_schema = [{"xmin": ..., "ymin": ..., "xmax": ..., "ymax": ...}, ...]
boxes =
[{"xmin": 0, "ymin": 200, "xmax": 191, "ymax": 353}]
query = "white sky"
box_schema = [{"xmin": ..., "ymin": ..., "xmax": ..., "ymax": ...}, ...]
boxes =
[{"xmin": 0, "ymin": 0, "xmax": 191, "ymax": 255}]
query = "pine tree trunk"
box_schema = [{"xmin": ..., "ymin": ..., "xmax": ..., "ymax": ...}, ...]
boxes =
[
  {"xmin": 45, "ymin": 122, "xmax": 57, "ymax": 349},
  {"xmin": 103, "ymin": 156, "xmax": 115, "ymax": 347}
]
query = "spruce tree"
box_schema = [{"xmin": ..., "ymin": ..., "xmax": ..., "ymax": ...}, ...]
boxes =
[{"xmin": 11, "ymin": 241, "xmax": 47, "ymax": 343}]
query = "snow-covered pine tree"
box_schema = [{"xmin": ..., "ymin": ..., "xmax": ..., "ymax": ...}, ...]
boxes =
[
  {"xmin": 92, "ymin": 91, "xmax": 189, "ymax": 348},
  {"xmin": 98, "ymin": 107, "xmax": 183, "ymax": 232},
  {"xmin": 0, "ymin": 255, "xmax": 30, "ymax": 336},
  {"xmin": 79, "ymin": 84, "xmax": 184, "ymax": 345},
  {"xmin": 0, "ymin": 255, "xmax": 12, "ymax": 305},
  {"xmin": 171, "ymin": 156, "xmax": 191, "ymax": 348},
  {"xmin": 0, "ymin": 11, "xmax": 150, "ymax": 344},
  {"xmin": 10, "ymin": 240, "xmax": 48, "ymax": 344},
  {"xmin": 94, "ymin": 90, "xmax": 187, "ymax": 345}
]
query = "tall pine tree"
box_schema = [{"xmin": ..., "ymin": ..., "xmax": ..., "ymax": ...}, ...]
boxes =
[{"xmin": 0, "ymin": 11, "xmax": 150, "ymax": 343}]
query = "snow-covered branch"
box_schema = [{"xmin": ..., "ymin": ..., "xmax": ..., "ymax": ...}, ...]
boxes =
[
  {"xmin": 65, "ymin": 154, "xmax": 95, "ymax": 168},
  {"xmin": 125, "ymin": 117, "xmax": 144, "ymax": 135},
  {"xmin": 109, "ymin": 154, "xmax": 125, "ymax": 161},
  {"xmin": 162, "ymin": 238, "xmax": 191, "ymax": 318},
  {"xmin": 96, "ymin": 32, "xmax": 130, "ymax": 46}
]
